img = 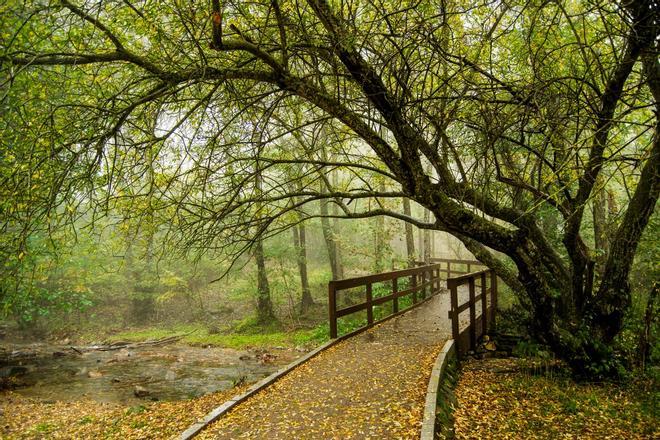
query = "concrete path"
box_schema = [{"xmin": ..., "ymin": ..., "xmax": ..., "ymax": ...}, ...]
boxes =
[{"xmin": 195, "ymin": 291, "xmax": 467, "ymax": 439}]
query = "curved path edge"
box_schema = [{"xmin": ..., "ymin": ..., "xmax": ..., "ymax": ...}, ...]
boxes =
[
  {"xmin": 180, "ymin": 292, "xmax": 442, "ymax": 440},
  {"xmin": 420, "ymin": 339, "xmax": 456, "ymax": 440}
]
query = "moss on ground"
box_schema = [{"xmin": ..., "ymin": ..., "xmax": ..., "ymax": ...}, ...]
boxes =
[
  {"xmin": 100, "ymin": 323, "xmax": 329, "ymax": 350},
  {"xmin": 453, "ymin": 357, "xmax": 658, "ymax": 440}
]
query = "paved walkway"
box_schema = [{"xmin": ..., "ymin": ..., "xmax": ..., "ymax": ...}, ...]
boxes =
[{"xmin": 195, "ymin": 291, "xmax": 467, "ymax": 439}]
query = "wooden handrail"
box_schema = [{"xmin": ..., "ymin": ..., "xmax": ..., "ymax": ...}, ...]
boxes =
[
  {"xmin": 330, "ymin": 263, "xmax": 444, "ymax": 290},
  {"xmin": 328, "ymin": 263, "xmax": 444, "ymax": 338},
  {"xmin": 446, "ymin": 268, "xmax": 491, "ymax": 286},
  {"xmin": 327, "ymin": 257, "xmax": 491, "ymax": 339},
  {"xmin": 447, "ymin": 269, "xmax": 498, "ymax": 357}
]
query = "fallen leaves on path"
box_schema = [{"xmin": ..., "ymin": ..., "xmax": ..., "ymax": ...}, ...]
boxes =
[
  {"xmin": 198, "ymin": 295, "xmax": 451, "ymax": 439},
  {"xmin": 0, "ymin": 385, "xmax": 246, "ymax": 440},
  {"xmin": 453, "ymin": 358, "xmax": 658, "ymax": 440}
]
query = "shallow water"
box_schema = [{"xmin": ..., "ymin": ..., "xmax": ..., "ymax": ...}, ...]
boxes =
[{"xmin": 2, "ymin": 343, "xmax": 299, "ymax": 404}]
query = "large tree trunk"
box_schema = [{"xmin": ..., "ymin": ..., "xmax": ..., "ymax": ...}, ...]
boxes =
[
  {"xmin": 592, "ymin": 176, "xmax": 609, "ymax": 278},
  {"xmin": 402, "ymin": 198, "xmax": 416, "ymax": 268}
]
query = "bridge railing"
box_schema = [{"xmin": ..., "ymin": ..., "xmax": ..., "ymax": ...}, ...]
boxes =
[
  {"xmin": 328, "ymin": 263, "xmax": 444, "ymax": 338},
  {"xmin": 328, "ymin": 258, "xmax": 488, "ymax": 339},
  {"xmin": 447, "ymin": 268, "xmax": 498, "ymax": 357},
  {"xmin": 423, "ymin": 257, "xmax": 485, "ymax": 278}
]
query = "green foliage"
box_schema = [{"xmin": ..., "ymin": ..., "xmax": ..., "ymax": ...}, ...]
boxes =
[
  {"xmin": 0, "ymin": 232, "xmax": 95, "ymax": 327},
  {"xmin": 125, "ymin": 405, "xmax": 147, "ymax": 415},
  {"xmin": 106, "ymin": 323, "xmax": 329, "ymax": 349},
  {"xmin": 77, "ymin": 416, "xmax": 94, "ymax": 425},
  {"xmin": 513, "ymin": 340, "xmax": 552, "ymax": 359}
]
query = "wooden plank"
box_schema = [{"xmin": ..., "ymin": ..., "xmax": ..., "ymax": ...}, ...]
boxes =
[
  {"xmin": 456, "ymin": 325, "xmax": 471, "ymax": 357},
  {"xmin": 421, "ymin": 269, "xmax": 427, "ymax": 299},
  {"xmin": 372, "ymin": 294, "xmax": 394, "ymax": 306},
  {"xmin": 394, "ymin": 286, "xmax": 418, "ymax": 298},
  {"xmin": 336, "ymin": 302, "xmax": 367, "ymax": 318},
  {"xmin": 331, "ymin": 263, "xmax": 443, "ymax": 290},
  {"xmin": 419, "ymin": 279, "xmax": 436, "ymax": 289},
  {"xmin": 412, "ymin": 273, "xmax": 418, "ymax": 303},
  {"xmin": 447, "ymin": 268, "xmax": 491, "ymax": 285},
  {"xmin": 448, "ymin": 293, "xmax": 484, "ymax": 319},
  {"xmin": 481, "ymin": 272, "xmax": 488, "ymax": 334},
  {"xmin": 366, "ymin": 283, "xmax": 373, "ymax": 325},
  {"xmin": 450, "ymin": 283, "xmax": 459, "ymax": 341},
  {"xmin": 491, "ymin": 272, "xmax": 498, "ymax": 332},
  {"xmin": 469, "ymin": 278, "xmax": 476, "ymax": 351},
  {"xmin": 329, "ymin": 282, "xmax": 337, "ymax": 338},
  {"xmin": 475, "ymin": 314, "xmax": 484, "ymax": 346},
  {"xmin": 430, "ymin": 258, "xmax": 483, "ymax": 265},
  {"xmin": 392, "ymin": 277, "xmax": 398, "ymax": 313}
]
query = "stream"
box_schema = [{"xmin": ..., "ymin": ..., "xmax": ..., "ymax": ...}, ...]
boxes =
[{"xmin": 0, "ymin": 342, "xmax": 301, "ymax": 405}]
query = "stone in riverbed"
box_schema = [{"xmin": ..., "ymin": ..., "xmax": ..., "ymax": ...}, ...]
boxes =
[{"xmin": 133, "ymin": 385, "xmax": 150, "ymax": 398}]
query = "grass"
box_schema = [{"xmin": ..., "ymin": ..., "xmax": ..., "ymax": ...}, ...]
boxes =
[{"xmin": 102, "ymin": 322, "xmax": 329, "ymax": 350}]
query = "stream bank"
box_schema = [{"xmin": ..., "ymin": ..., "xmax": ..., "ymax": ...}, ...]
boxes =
[
  {"xmin": 0, "ymin": 339, "xmax": 304, "ymax": 439},
  {"xmin": 1, "ymin": 341, "xmax": 300, "ymax": 404}
]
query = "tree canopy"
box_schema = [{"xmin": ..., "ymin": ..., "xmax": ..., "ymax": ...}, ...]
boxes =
[{"xmin": 1, "ymin": 0, "xmax": 659, "ymax": 375}]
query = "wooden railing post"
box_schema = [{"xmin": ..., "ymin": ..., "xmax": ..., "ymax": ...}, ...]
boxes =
[
  {"xmin": 480, "ymin": 272, "xmax": 487, "ymax": 336},
  {"xmin": 412, "ymin": 273, "xmax": 418, "ymax": 303},
  {"xmin": 490, "ymin": 271, "xmax": 498, "ymax": 332},
  {"xmin": 469, "ymin": 278, "xmax": 476, "ymax": 351},
  {"xmin": 392, "ymin": 277, "xmax": 399, "ymax": 313},
  {"xmin": 366, "ymin": 283, "xmax": 373, "ymax": 325},
  {"xmin": 422, "ymin": 268, "xmax": 428, "ymax": 298},
  {"xmin": 329, "ymin": 281, "xmax": 338, "ymax": 338},
  {"xmin": 449, "ymin": 279, "xmax": 459, "ymax": 342},
  {"xmin": 447, "ymin": 261, "xmax": 451, "ymax": 279}
]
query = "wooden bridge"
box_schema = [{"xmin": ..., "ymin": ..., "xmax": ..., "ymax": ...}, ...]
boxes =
[{"xmin": 182, "ymin": 258, "xmax": 498, "ymax": 439}]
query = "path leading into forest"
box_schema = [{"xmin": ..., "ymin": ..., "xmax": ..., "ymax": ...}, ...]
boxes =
[{"xmin": 195, "ymin": 291, "xmax": 465, "ymax": 439}]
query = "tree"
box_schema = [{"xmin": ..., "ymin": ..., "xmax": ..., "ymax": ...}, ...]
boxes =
[
  {"xmin": 402, "ymin": 198, "xmax": 416, "ymax": 268},
  {"xmin": 2, "ymin": 0, "xmax": 658, "ymax": 376},
  {"xmin": 291, "ymin": 194, "xmax": 314, "ymax": 313}
]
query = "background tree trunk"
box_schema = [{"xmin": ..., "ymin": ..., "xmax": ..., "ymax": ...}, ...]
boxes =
[
  {"xmin": 292, "ymin": 222, "xmax": 313, "ymax": 313},
  {"xmin": 402, "ymin": 198, "xmax": 416, "ymax": 268},
  {"xmin": 254, "ymin": 170, "xmax": 275, "ymax": 323},
  {"xmin": 320, "ymin": 181, "xmax": 343, "ymax": 280},
  {"xmin": 331, "ymin": 171, "xmax": 344, "ymax": 279},
  {"xmin": 422, "ymin": 208, "xmax": 431, "ymax": 263},
  {"xmin": 373, "ymin": 214, "xmax": 385, "ymax": 272},
  {"xmin": 254, "ymin": 237, "xmax": 274, "ymax": 323}
]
